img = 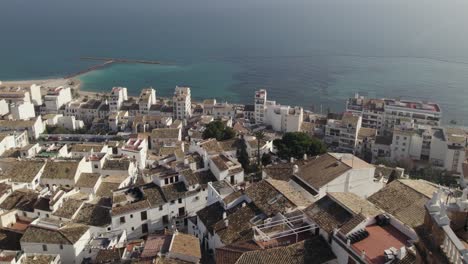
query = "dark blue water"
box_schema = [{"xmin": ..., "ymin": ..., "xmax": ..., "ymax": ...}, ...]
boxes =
[{"xmin": 1, "ymin": 0, "xmax": 468, "ymax": 124}]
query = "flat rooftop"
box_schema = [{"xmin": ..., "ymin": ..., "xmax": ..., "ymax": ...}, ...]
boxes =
[
  {"xmin": 352, "ymin": 224, "xmax": 410, "ymax": 264},
  {"xmin": 385, "ymin": 99, "xmax": 441, "ymax": 113}
]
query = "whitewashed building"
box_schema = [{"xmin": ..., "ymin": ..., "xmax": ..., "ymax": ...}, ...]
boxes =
[
  {"xmin": 254, "ymin": 89, "xmax": 303, "ymax": 133},
  {"xmin": 173, "ymin": 86, "xmax": 191, "ymax": 120}
]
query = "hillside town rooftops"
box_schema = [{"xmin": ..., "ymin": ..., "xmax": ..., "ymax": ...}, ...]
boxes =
[
  {"xmin": 0, "ymin": 160, "xmax": 45, "ymax": 183},
  {"xmin": 0, "ymin": 189, "xmax": 38, "ymax": 211},
  {"xmin": 111, "ymin": 183, "xmax": 166, "ymax": 216},
  {"xmin": 152, "ymin": 128, "xmax": 180, "ymax": 139},
  {"xmin": 245, "ymin": 180, "xmax": 295, "ymax": 216},
  {"xmin": 75, "ymin": 173, "xmax": 101, "ymax": 188},
  {"xmin": 70, "ymin": 143, "xmax": 104, "ymax": 153},
  {"xmin": 21, "ymin": 223, "xmax": 89, "ymax": 245},
  {"xmin": 367, "ymin": 179, "xmax": 437, "ymax": 228},
  {"xmin": 328, "ymin": 192, "xmax": 382, "ymax": 217},
  {"xmin": 295, "ymin": 153, "xmax": 351, "ymax": 190},
  {"xmin": 74, "ymin": 203, "xmax": 111, "ymax": 227},
  {"xmin": 234, "ymin": 237, "xmax": 335, "ymax": 264},
  {"xmin": 42, "ymin": 161, "xmax": 79, "ymax": 180},
  {"xmin": 53, "ymin": 199, "xmax": 84, "ymax": 219},
  {"xmin": 169, "ymin": 232, "xmax": 201, "ymax": 261},
  {"xmin": 102, "ymin": 157, "xmax": 131, "ymax": 171}
]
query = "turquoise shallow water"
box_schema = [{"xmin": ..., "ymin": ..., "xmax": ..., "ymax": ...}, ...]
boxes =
[
  {"xmin": 78, "ymin": 62, "xmax": 240, "ymax": 102},
  {"xmin": 2, "ymin": 0, "xmax": 468, "ymax": 124}
]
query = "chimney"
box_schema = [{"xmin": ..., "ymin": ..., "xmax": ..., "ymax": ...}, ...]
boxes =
[
  {"xmin": 223, "ymin": 212, "xmax": 227, "ymax": 220},
  {"xmin": 290, "ymin": 157, "xmax": 295, "ymax": 163},
  {"xmin": 242, "ymin": 202, "xmax": 246, "ymax": 207},
  {"xmin": 361, "ymin": 250, "xmax": 366, "ymax": 260},
  {"xmin": 224, "ymin": 219, "xmax": 229, "ymax": 227},
  {"xmin": 293, "ymin": 165, "xmax": 299, "ymax": 174},
  {"xmin": 303, "ymin": 154, "xmax": 308, "ymax": 160}
]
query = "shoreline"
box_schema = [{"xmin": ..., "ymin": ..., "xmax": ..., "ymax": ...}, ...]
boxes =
[{"xmin": 1, "ymin": 77, "xmax": 105, "ymax": 99}]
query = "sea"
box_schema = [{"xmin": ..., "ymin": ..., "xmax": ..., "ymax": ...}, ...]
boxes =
[{"xmin": 1, "ymin": 0, "xmax": 468, "ymax": 124}]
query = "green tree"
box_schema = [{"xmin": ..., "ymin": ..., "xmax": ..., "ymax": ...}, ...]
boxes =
[
  {"xmin": 202, "ymin": 120, "xmax": 236, "ymax": 141},
  {"xmin": 274, "ymin": 132, "xmax": 327, "ymax": 160},
  {"xmin": 261, "ymin": 153, "xmax": 272, "ymax": 166},
  {"xmin": 254, "ymin": 131, "xmax": 265, "ymax": 172},
  {"xmin": 237, "ymin": 136, "xmax": 250, "ymax": 170}
]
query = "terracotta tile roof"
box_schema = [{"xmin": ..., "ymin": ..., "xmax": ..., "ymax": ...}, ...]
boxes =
[
  {"xmin": 367, "ymin": 180, "xmax": 434, "ymax": 228},
  {"xmin": 304, "ymin": 195, "xmax": 353, "ymax": 233},
  {"xmin": 42, "ymin": 161, "xmax": 79, "ymax": 180},
  {"xmin": 339, "ymin": 214, "xmax": 367, "ymax": 235},
  {"xmin": 295, "ymin": 153, "xmax": 351, "ymax": 189},
  {"xmin": 398, "ymin": 179, "xmax": 438, "ymax": 198},
  {"xmin": 245, "ymin": 180, "xmax": 295, "ymax": 216},
  {"xmin": 223, "ymin": 191, "xmax": 243, "ymax": 205},
  {"xmin": 199, "ymin": 139, "xmax": 223, "ymax": 154},
  {"xmin": 95, "ymin": 248, "xmax": 124, "ymax": 263},
  {"xmin": 266, "ymin": 179, "xmax": 311, "ymax": 208},
  {"xmin": 74, "ymin": 203, "xmax": 111, "ymax": 227},
  {"xmin": 22, "ymin": 255, "xmax": 58, "ymax": 264},
  {"xmin": 21, "ymin": 223, "xmax": 89, "ymax": 244},
  {"xmin": 0, "ymin": 229, "xmax": 23, "ymax": 251},
  {"xmin": 264, "ymin": 163, "xmax": 295, "ymax": 181},
  {"xmin": 141, "ymin": 234, "xmax": 171, "ymax": 258},
  {"xmin": 152, "ymin": 128, "xmax": 180, "ymax": 139},
  {"xmin": 70, "ymin": 143, "xmax": 104, "ymax": 153},
  {"xmin": 161, "ymin": 182, "xmax": 188, "ymax": 202},
  {"xmin": 111, "ymin": 183, "xmax": 166, "ymax": 216},
  {"xmin": 215, "ymin": 240, "xmax": 261, "ymax": 264},
  {"xmin": 102, "ymin": 158, "xmax": 130, "ymax": 171},
  {"xmin": 0, "ymin": 189, "xmax": 38, "ymax": 211},
  {"xmin": 179, "ymin": 169, "xmax": 217, "ymax": 187},
  {"xmin": 96, "ymin": 182, "xmax": 121, "ymax": 198},
  {"xmin": 53, "ymin": 199, "xmax": 84, "ymax": 219},
  {"xmin": 212, "ymin": 204, "xmax": 259, "ymax": 245},
  {"xmin": 169, "ymin": 232, "xmax": 201, "ymax": 260},
  {"xmin": 75, "ymin": 173, "xmax": 101, "ymax": 188},
  {"xmin": 196, "ymin": 202, "xmax": 225, "ymax": 233},
  {"xmin": 328, "ymin": 192, "xmax": 382, "ymax": 217},
  {"xmin": 0, "ymin": 160, "xmax": 45, "ymax": 183},
  {"xmin": 234, "ymin": 236, "xmax": 335, "ymax": 264}
]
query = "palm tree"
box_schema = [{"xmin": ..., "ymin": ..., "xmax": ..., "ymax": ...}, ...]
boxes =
[{"xmin": 254, "ymin": 131, "xmax": 265, "ymax": 177}]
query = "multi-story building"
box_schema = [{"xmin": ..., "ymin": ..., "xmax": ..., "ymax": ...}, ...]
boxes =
[
  {"xmin": 0, "ymin": 84, "xmax": 42, "ymax": 105},
  {"xmin": 347, "ymin": 93, "xmax": 442, "ymax": 135},
  {"xmin": 173, "ymin": 86, "xmax": 191, "ymax": 120},
  {"xmin": 43, "ymin": 87, "xmax": 72, "ymax": 113},
  {"xmin": 390, "ymin": 123, "xmax": 467, "ymax": 174},
  {"xmin": 10, "ymin": 102, "xmax": 35, "ymax": 120},
  {"xmin": 254, "ymin": 89, "xmax": 303, "ymax": 132},
  {"xmin": 109, "ymin": 87, "xmax": 128, "ymax": 113},
  {"xmin": 138, "ymin": 88, "xmax": 156, "ymax": 114},
  {"xmin": 325, "ymin": 112, "xmax": 362, "ymax": 153}
]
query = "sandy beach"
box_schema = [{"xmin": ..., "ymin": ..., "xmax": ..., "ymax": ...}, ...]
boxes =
[{"xmin": 0, "ymin": 77, "xmax": 104, "ymax": 99}]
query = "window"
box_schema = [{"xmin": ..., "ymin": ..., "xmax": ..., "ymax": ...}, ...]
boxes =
[
  {"xmin": 178, "ymin": 198, "xmax": 182, "ymax": 204},
  {"xmin": 94, "ymin": 165, "xmax": 98, "ymax": 169},
  {"xmin": 141, "ymin": 211, "xmax": 147, "ymax": 221},
  {"xmin": 59, "ymin": 244, "xmax": 63, "ymax": 250},
  {"xmin": 120, "ymin": 216, "xmax": 126, "ymax": 224},
  {"xmin": 142, "ymin": 223, "xmax": 148, "ymax": 233},
  {"xmin": 130, "ymin": 214, "xmax": 133, "ymax": 218},
  {"xmin": 170, "ymin": 200, "xmax": 175, "ymax": 205},
  {"xmin": 164, "ymin": 178, "xmax": 169, "ymax": 185},
  {"xmin": 42, "ymin": 245, "xmax": 47, "ymax": 251},
  {"xmin": 159, "ymin": 206, "xmax": 163, "ymax": 211},
  {"xmin": 131, "ymin": 227, "xmax": 135, "ymax": 231}
]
